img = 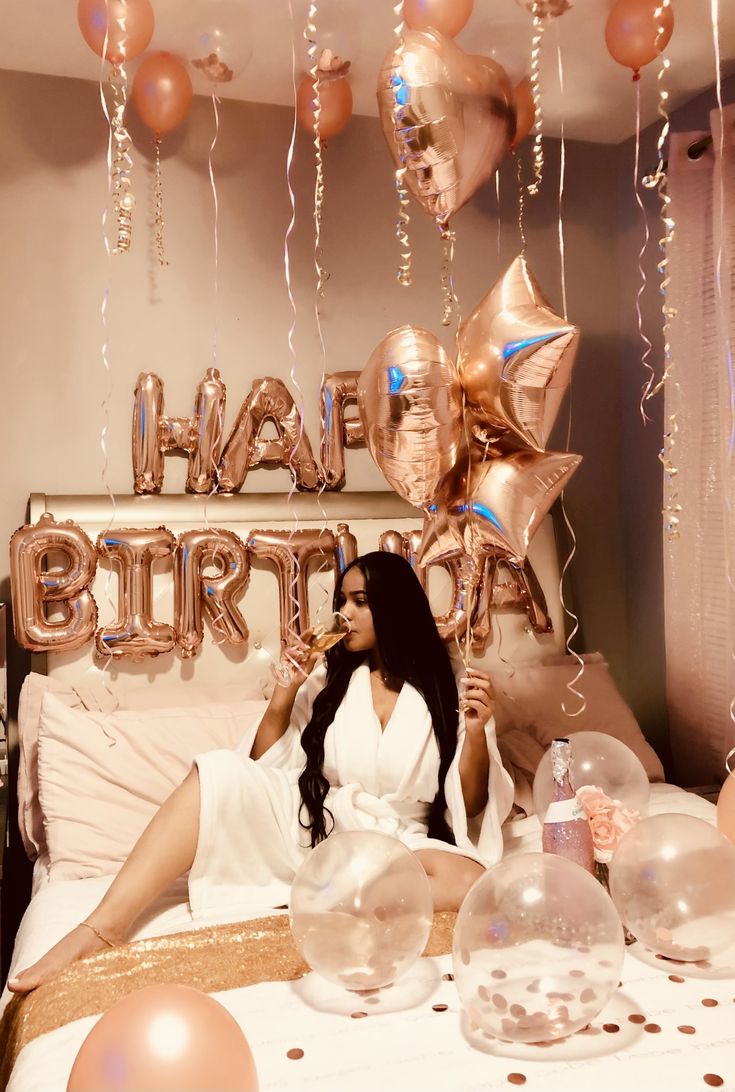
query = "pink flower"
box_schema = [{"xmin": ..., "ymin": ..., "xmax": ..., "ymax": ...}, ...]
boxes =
[{"xmin": 575, "ymin": 784, "xmax": 641, "ymax": 864}]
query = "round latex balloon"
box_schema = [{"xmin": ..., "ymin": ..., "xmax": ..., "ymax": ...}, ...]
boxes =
[
  {"xmin": 296, "ymin": 73, "xmax": 353, "ymax": 141},
  {"xmin": 132, "ymin": 52, "xmax": 193, "ymax": 136},
  {"xmin": 533, "ymin": 732, "xmax": 650, "ymax": 821},
  {"xmin": 290, "ymin": 831, "xmax": 433, "ymax": 990},
  {"xmin": 66, "ymin": 985, "xmax": 259, "ymax": 1091},
  {"xmin": 77, "ymin": 0, "xmax": 154, "ymax": 66},
  {"xmin": 717, "ymin": 770, "xmax": 735, "ymax": 846},
  {"xmin": 609, "ymin": 813, "xmax": 735, "ymax": 961},
  {"xmin": 453, "ymin": 853, "xmax": 624, "ymax": 1043},
  {"xmin": 605, "ymin": 0, "xmax": 674, "ymax": 78},
  {"xmin": 404, "ymin": 0, "xmax": 474, "ymax": 38}
]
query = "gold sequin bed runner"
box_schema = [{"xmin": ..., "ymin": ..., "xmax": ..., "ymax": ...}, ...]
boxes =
[{"xmin": 0, "ymin": 911, "xmax": 456, "ymax": 1088}]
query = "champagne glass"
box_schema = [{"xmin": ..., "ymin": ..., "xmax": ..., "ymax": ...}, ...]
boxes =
[{"xmin": 271, "ymin": 611, "xmax": 351, "ymax": 686}]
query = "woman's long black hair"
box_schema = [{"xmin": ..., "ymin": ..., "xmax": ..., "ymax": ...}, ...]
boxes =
[{"xmin": 298, "ymin": 551, "xmax": 459, "ymax": 847}]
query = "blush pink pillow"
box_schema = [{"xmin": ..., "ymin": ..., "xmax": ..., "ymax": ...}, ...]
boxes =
[{"xmin": 36, "ymin": 692, "xmax": 267, "ymax": 882}]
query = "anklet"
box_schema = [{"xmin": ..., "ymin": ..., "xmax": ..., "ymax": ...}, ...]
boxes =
[{"xmin": 80, "ymin": 921, "xmax": 115, "ymax": 948}]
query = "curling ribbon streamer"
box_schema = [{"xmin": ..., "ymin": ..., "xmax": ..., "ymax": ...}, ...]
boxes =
[
  {"xmin": 392, "ymin": 1, "xmax": 412, "ymax": 286},
  {"xmin": 527, "ymin": 0, "xmax": 546, "ymax": 196},
  {"xmin": 634, "ymin": 80, "xmax": 654, "ymax": 422},
  {"xmin": 440, "ymin": 225, "xmax": 458, "ymax": 327},
  {"xmin": 153, "ymin": 136, "xmax": 168, "ymax": 266}
]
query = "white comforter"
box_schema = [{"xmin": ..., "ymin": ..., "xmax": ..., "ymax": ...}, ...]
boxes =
[{"xmin": 3, "ymin": 785, "xmax": 734, "ymax": 1092}]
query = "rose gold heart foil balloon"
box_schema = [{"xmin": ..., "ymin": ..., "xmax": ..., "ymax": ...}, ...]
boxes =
[
  {"xmin": 377, "ymin": 30, "xmax": 515, "ymax": 227},
  {"xmin": 420, "ymin": 446, "xmax": 582, "ymax": 563},
  {"xmin": 357, "ymin": 325, "xmax": 464, "ymax": 510},
  {"xmin": 458, "ymin": 255, "xmax": 580, "ymax": 451}
]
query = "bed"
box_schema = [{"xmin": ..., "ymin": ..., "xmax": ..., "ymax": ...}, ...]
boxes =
[{"xmin": 1, "ymin": 493, "xmax": 732, "ymax": 1092}]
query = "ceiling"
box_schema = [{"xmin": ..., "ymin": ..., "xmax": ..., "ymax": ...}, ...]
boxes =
[{"xmin": 0, "ymin": 0, "xmax": 733, "ymax": 144}]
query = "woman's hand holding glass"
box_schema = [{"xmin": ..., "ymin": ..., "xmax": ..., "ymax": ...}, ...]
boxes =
[
  {"xmin": 459, "ymin": 667, "xmax": 495, "ymax": 732},
  {"xmin": 271, "ymin": 612, "xmax": 351, "ymax": 687}
]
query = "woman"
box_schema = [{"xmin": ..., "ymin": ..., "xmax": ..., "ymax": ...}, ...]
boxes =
[{"xmin": 9, "ymin": 552, "xmax": 513, "ymax": 993}]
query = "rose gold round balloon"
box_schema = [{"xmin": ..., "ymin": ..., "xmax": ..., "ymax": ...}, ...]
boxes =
[
  {"xmin": 296, "ymin": 73, "xmax": 353, "ymax": 140},
  {"xmin": 132, "ymin": 51, "xmax": 193, "ymax": 135},
  {"xmin": 512, "ymin": 77, "xmax": 535, "ymax": 146},
  {"xmin": 77, "ymin": 0, "xmax": 154, "ymax": 65},
  {"xmin": 605, "ymin": 0, "xmax": 674, "ymax": 76},
  {"xmin": 67, "ymin": 984, "xmax": 259, "ymax": 1092},
  {"xmin": 404, "ymin": 0, "xmax": 474, "ymax": 38},
  {"xmin": 377, "ymin": 30, "xmax": 515, "ymax": 227}
]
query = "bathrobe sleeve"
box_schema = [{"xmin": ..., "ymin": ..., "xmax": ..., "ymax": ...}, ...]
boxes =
[{"xmin": 235, "ymin": 663, "xmax": 328, "ymax": 768}]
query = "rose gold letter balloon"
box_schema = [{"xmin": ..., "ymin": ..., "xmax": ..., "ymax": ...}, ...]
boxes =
[
  {"xmin": 404, "ymin": 0, "xmax": 475, "ymax": 38},
  {"xmin": 377, "ymin": 30, "xmax": 514, "ymax": 227},
  {"xmin": 357, "ymin": 325, "xmax": 464, "ymax": 510},
  {"xmin": 219, "ymin": 377, "xmax": 321, "ymax": 492},
  {"xmin": 297, "ymin": 73, "xmax": 353, "ymax": 140},
  {"xmin": 132, "ymin": 369, "xmax": 227, "ymax": 494},
  {"xmin": 77, "ymin": 0, "xmax": 154, "ymax": 65},
  {"xmin": 67, "ymin": 984, "xmax": 258, "ymax": 1092},
  {"xmin": 96, "ymin": 528, "xmax": 176, "ymax": 660},
  {"xmin": 132, "ymin": 51, "xmax": 193, "ymax": 135},
  {"xmin": 247, "ymin": 529, "xmax": 336, "ymax": 646},
  {"xmin": 457, "ymin": 255, "xmax": 580, "ymax": 451},
  {"xmin": 605, "ymin": 0, "xmax": 674, "ymax": 79},
  {"xmin": 320, "ymin": 371, "xmax": 364, "ymax": 489},
  {"xmin": 174, "ymin": 529, "xmax": 250, "ymax": 658},
  {"xmin": 10, "ymin": 514, "xmax": 97, "ymax": 652}
]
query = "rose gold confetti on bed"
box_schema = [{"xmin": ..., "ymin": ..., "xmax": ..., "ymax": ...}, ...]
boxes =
[
  {"xmin": 493, "ymin": 994, "xmax": 508, "ymax": 1010},
  {"xmin": 287, "ymin": 1048, "xmax": 304, "ymax": 1060},
  {"xmin": 702, "ymin": 998, "xmax": 718, "ymax": 1007},
  {"xmin": 570, "ymin": 969, "xmax": 585, "ymax": 978},
  {"xmin": 507, "ymin": 1075, "xmax": 527, "ymax": 1086},
  {"xmin": 351, "ymin": 1012, "xmax": 368, "ymax": 1019},
  {"xmin": 432, "ymin": 1003, "xmax": 448, "ymax": 1012},
  {"xmin": 668, "ymin": 975, "xmax": 685, "ymax": 983},
  {"xmin": 491, "ymin": 969, "xmax": 508, "ymax": 980},
  {"xmin": 678, "ymin": 1025, "xmax": 696, "ymax": 1034},
  {"xmin": 644, "ymin": 1023, "xmax": 661, "ymax": 1034},
  {"xmin": 703, "ymin": 1075, "xmax": 724, "ymax": 1087},
  {"xmin": 628, "ymin": 1014, "xmax": 646, "ymax": 1024},
  {"xmin": 603, "ymin": 1023, "xmax": 620, "ymax": 1033}
]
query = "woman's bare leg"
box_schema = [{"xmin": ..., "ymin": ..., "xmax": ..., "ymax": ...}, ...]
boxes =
[
  {"xmin": 8, "ymin": 765, "xmax": 201, "ymax": 993},
  {"xmin": 414, "ymin": 849, "xmax": 484, "ymax": 912}
]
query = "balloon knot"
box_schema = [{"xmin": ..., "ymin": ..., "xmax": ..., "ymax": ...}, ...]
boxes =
[{"xmin": 632, "ymin": 70, "xmax": 641, "ymax": 83}]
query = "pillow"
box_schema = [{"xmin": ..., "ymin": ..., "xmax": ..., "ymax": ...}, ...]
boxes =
[
  {"xmin": 491, "ymin": 655, "xmax": 665, "ymax": 809},
  {"xmin": 36, "ymin": 691, "xmax": 267, "ymax": 882},
  {"xmin": 17, "ymin": 673, "xmax": 257, "ymax": 860}
]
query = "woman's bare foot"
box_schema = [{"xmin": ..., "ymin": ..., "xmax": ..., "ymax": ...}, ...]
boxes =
[{"xmin": 7, "ymin": 924, "xmax": 115, "ymax": 994}]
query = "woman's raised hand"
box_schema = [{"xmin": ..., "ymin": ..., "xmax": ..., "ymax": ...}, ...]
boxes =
[
  {"xmin": 459, "ymin": 667, "xmax": 495, "ymax": 732},
  {"xmin": 274, "ymin": 627, "xmax": 322, "ymax": 690}
]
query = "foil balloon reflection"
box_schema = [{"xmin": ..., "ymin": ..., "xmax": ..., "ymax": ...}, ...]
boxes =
[
  {"xmin": 96, "ymin": 528, "xmax": 176, "ymax": 660},
  {"xmin": 377, "ymin": 29, "xmax": 515, "ymax": 228},
  {"xmin": 457, "ymin": 255, "xmax": 580, "ymax": 451},
  {"xmin": 357, "ymin": 325, "xmax": 464, "ymax": 510},
  {"xmin": 10, "ymin": 513, "xmax": 98, "ymax": 652},
  {"xmin": 219, "ymin": 377, "xmax": 321, "ymax": 493},
  {"xmin": 320, "ymin": 371, "xmax": 364, "ymax": 490},
  {"xmin": 174, "ymin": 529, "xmax": 250, "ymax": 658},
  {"xmin": 420, "ymin": 447, "xmax": 581, "ymax": 564}
]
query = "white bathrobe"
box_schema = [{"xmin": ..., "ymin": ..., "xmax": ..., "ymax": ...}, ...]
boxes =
[{"xmin": 189, "ymin": 662, "xmax": 514, "ymax": 918}]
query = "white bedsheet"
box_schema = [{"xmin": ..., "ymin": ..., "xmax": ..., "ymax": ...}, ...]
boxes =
[{"xmin": 3, "ymin": 785, "xmax": 734, "ymax": 1092}]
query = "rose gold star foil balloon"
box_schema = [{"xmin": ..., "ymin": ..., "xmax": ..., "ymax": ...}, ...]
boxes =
[
  {"xmin": 377, "ymin": 30, "xmax": 515, "ymax": 228},
  {"xmin": 357, "ymin": 325, "xmax": 464, "ymax": 510},
  {"xmin": 420, "ymin": 446, "xmax": 582, "ymax": 564},
  {"xmin": 457, "ymin": 255, "xmax": 580, "ymax": 451}
]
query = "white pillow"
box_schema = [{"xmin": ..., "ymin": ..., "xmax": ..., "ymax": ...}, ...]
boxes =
[{"xmin": 37, "ymin": 692, "xmax": 267, "ymax": 882}]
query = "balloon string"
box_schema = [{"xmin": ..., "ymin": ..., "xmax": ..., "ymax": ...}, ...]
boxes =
[
  {"xmin": 555, "ymin": 22, "xmax": 567, "ymax": 321},
  {"xmin": 726, "ymin": 746, "xmax": 735, "ymax": 777},
  {"xmin": 496, "ymin": 171, "xmax": 502, "ymax": 263},
  {"xmin": 516, "ymin": 153, "xmax": 527, "ymax": 253},
  {"xmin": 105, "ymin": 0, "xmax": 134, "ymax": 255},
  {"xmin": 440, "ymin": 225, "xmax": 458, "ymax": 327},
  {"xmin": 392, "ymin": 0, "xmax": 412, "ymax": 286},
  {"xmin": 153, "ymin": 136, "xmax": 167, "ymax": 266},
  {"xmin": 634, "ymin": 80, "xmax": 654, "ymax": 422},
  {"xmin": 527, "ymin": 0, "xmax": 545, "ymax": 197},
  {"xmin": 642, "ymin": 1, "xmax": 680, "ymax": 538}
]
